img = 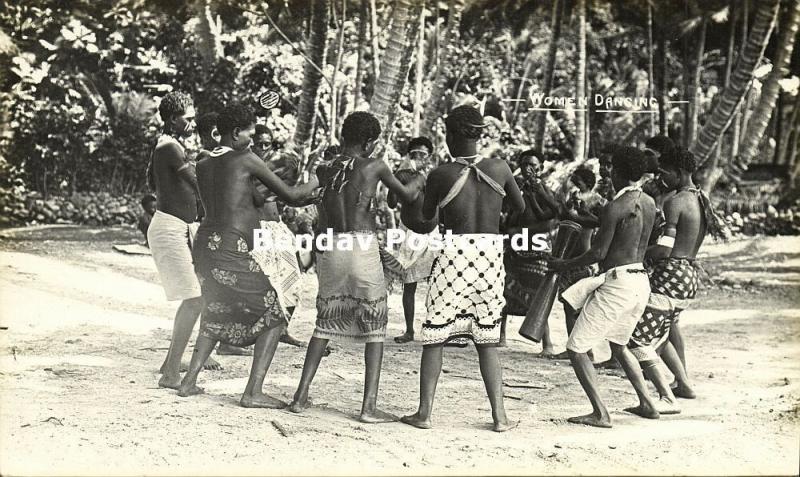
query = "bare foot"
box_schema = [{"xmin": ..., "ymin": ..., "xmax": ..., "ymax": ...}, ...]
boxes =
[
  {"xmin": 288, "ymin": 392, "xmax": 310, "ymax": 414},
  {"xmin": 567, "ymin": 413, "xmax": 612, "ymax": 428},
  {"xmin": 624, "ymin": 403, "xmax": 660, "ymax": 419},
  {"xmin": 177, "ymin": 384, "xmax": 205, "ymax": 397},
  {"xmin": 657, "ymin": 397, "xmax": 681, "ymax": 415},
  {"xmin": 672, "ymin": 381, "xmax": 696, "ymax": 399},
  {"xmin": 400, "ymin": 412, "xmax": 432, "ymax": 429},
  {"xmin": 159, "ymin": 361, "xmax": 189, "ymax": 373},
  {"xmin": 240, "ymin": 393, "xmax": 287, "ymax": 409},
  {"xmin": 537, "ymin": 349, "xmax": 556, "ymax": 358},
  {"xmin": 204, "ymin": 356, "xmax": 223, "ymax": 371},
  {"xmin": 279, "ymin": 333, "xmax": 306, "ymax": 348},
  {"xmin": 158, "ymin": 374, "xmax": 181, "ymax": 390},
  {"xmin": 217, "ymin": 343, "xmax": 253, "ymax": 356},
  {"xmin": 359, "ymin": 409, "xmax": 398, "ymax": 424},
  {"xmin": 551, "ymin": 351, "xmax": 570, "ymax": 360},
  {"xmin": 393, "ymin": 332, "xmax": 414, "ymax": 344},
  {"xmin": 493, "ymin": 419, "xmax": 519, "ymax": 432}
]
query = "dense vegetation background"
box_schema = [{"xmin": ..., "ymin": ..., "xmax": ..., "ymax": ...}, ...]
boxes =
[{"xmin": 0, "ymin": 0, "xmax": 798, "ymax": 231}]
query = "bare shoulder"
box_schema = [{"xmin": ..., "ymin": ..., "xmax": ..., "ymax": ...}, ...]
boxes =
[{"xmin": 154, "ymin": 140, "xmax": 184, "ymax": 160}]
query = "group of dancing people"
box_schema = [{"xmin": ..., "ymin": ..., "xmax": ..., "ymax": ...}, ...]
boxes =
[{"xmin": 146, "ymin": 90, "xmax": 724, "ymax": 430}]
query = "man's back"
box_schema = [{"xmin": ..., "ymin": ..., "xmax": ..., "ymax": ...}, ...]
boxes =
[
  {"xmin": 427, "ymin": 157, "xmax": 518, "ymax": 234},
  {"xmin": 602, "ymin": 190, "xmax": 656, "ymax": 270},
  {"xmin": 152, "ymin": 137, "xmax": 197, "ymax": 223},
  {"xmin": 196, "ymin": 150, "xmax": 262, "ymax": 233}
]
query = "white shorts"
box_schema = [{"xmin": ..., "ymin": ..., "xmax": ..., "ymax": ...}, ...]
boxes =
[{"xmin": 564, "ymin": 263, "xmax": 650, "ymax": 353}]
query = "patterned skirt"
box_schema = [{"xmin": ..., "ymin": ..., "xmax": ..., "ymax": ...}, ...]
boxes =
[
  {"xmin": 422, "ymin": 234, "xmax": 505, "ymax": 347},
  {"xmin": 194, "ymin": 226, "xmax": 288, "ymax": 347},
  {"xmin": 628, "ymin": 257, "xmax": 698, "ymax": 362},
  {"xmin": 502, "ymin": 248, "xmax": 549, "ymax": 316},
  {"xmin": 313, "ymin": 232, "xmax": 388, "ymax": 344}
]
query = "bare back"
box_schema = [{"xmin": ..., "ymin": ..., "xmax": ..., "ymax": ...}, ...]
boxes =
[
  {"xmin": 196, "ymin": 150, "xmax": 264, "ymax": 234},
  {"xmin": 600, "ymin": 191, "xmax": 656, "ymax": 270},
  {"xmin": 663, "ymin": 189, "xmax": 707, "ymax": 259},
  {"xmin": 317, "ymin": 155, "xmax": 421, "ymax": 233},
  {"xmin": 151, "ymin": 138, "xmax": 198, "ymax": 223},
  {"xmin": 423, "ymin": 158, "xmax": 524, "ymax": 234}
]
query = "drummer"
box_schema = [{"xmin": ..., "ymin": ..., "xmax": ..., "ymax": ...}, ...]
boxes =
[{"xmin": 500, "ymin": 150, "xmax": 559, "ymax": 353}]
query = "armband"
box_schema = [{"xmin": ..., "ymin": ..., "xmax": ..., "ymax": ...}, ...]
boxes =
[{"xmin": 656, "ymin": 235, "xmax": 675, "ymax": 249}]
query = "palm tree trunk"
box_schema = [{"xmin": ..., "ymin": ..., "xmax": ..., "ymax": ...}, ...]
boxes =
[
  {"xmin": 369, "ymin": 0, "xmax": 380, "ymax": 82},
  {"xmin": 329, "ymin": 0, "xmax": 347, "ymax": 142},
  {"xmin": 689, "ymin": 0, "xmax": 780, "ymax": 165},
  {"xmin": 778, "ymin": 94, "xmax": 800, "ymax": 165},
  {"xmin": 412, "ymin": 4, "xmax": 426, "ymax": 136},
  {"xmin": 734, "ymin": 0, "xmax": 800, "ymax": 173},
  {"xmin": 421, "ymin": 0, "xmax": 464, "ymax": 136},
  {"xmin": 685, "ymin": 17, "xmax": 706, "ymax": 148},
  {"xmin": 532, "ymin": 0, "xmax": 564, "ymax": 146},
  {"xmin": 293, "ymin": 0, "xmax": 330, "ymax": 152},
  {"xmin": 647, "ymin": 3, "xmax": 656, "ymax": 137},
  {"xmin": 700, "ymin": 0, "xmax": 738, "ymax": 192},
  {"xmin": 656, "ymin": 32, "xmax": 668, "ymax": 134},
  {"xmin": 194, "ymin": 0, "xmax": 222, "ymax": 74},
  {"xmin": 383, "ymin": 2, "xmax": 424, "ymax": 143},
  {"xmin": 574, "ymin": 0, "xmax": 587, "ymax": 162},
  {"xmin": 353, "ymin": 0, "xmax": 368, "ymax": 110},
  {"xmin": 731, "ymin": 0, "xmax": 749, "ymax": 160},
  {"xmin": 369, "ymin": 0, "xmax": 418, "ymax": 142}
]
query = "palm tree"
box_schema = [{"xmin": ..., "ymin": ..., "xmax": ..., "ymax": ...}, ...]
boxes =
[
  {"xmin": 422, "ymin": 0, "xmax": 465, "ymax": 136},
  {"xmin": 369, "ymin": 0, "xmax": 419, "ymax": 142},
  {"xmin": 690, "ymin": 0, "xmax": 780, "ymax": 165},
  {"xmin": 293, "ymin": 0, "xmax": 329, "ymax": 152},
  {"xmin": 193, "ymin": 0, "xmax": 222, "ymax": 75},
  {"xmin": 733, "ymin": 0, "xmax": 800, "ymax": 175},
  {"xmin": 532, "ymin": 0, "xmax": 564, "ymax": 148},
  {"xmin": 574, "ymin": 0, "xmax": 587, "ymax": 162}
]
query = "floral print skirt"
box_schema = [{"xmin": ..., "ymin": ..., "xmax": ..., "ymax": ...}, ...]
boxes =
[{"xmin": 193, "ymin": 225, "xmax": 288, "ymax": 347}]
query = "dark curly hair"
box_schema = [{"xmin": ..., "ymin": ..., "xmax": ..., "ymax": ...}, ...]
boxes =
[
  {"xmin": 611, "ymin": 146, "xmax": 647, "ymax": 182},
  {"xmin": 216, "ymin": 102, "xmax": 256, "ymax": 135},
  {"xmin": 517, "ymin": 149, "xmax": 542, "ymax": 163},
  {"xmin": 407, "ymin": 136, "xmax": 433, "ymax": 155},
  {"xmin": 196, "ymin": 112, "xmax": 219, "ymax": 138},
  {"xmin": 341, "ymin": 111, "xmax": 381, "ymax": 145},
  {"xmin": 158, "ymin": 91, "xmax": 193, "ymax": 123},
  {"xmin": 140, "ymin": 193, "xmax": 156, "ymax": 207},
  {"xmin": 572, "ymin": 165, "xmax": 596, "ymax": 190},
  {"xmin": 660, "ymin": 146, "xmax": 697, "ymax": 173},
  {"xmin": 445, "ymin": 105, "xmax": 485, "ymax": 140},
  {"xmin": 644, "ymin": 135, "xmax": 676, "ymax": 155}
]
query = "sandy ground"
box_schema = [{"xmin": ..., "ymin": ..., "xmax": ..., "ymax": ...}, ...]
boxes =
[{"xmin": 0, "ymin": 226, "xmax": 798, "ymax": 476}]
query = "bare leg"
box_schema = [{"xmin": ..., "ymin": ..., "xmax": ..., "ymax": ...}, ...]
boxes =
[
  {"xmin": 540, "ymin": 322, "xmax": 555, "ymax": 356},
  {"xmin": 552, "ymin": 303, "xmax": 579, "ymax": 360},
  {"xmin": 401, "ymin": 344, "xmax": 443, "ymax": 429},
  {"xmin": 611, "ymin": 344, "xmax": 659, "ymax": 419},
  {"xmin": 477, "ymin": 345, "xmax": 514, "ymax": 432},
  {"xmin": 669, "ymin": 322, "xmax": 687, "ymax": 371},
  {"xmin": 159, "ymin": 297, "xmax": 203, "ymax": 388},
  {"xmin": 394, "ymin": 283, "xmax": 417, "ymax": 343},
  {"xmin": 240, "ymin": 325, "xmax": 286, "ymax": 408},
  {"xmin": 177, "ymin": 335, "xmax": 217, "ymax": 397},
  {"xmin": 288, "ymin": 336, "xmax": 329, "ymax": 413},
  {"xmin": 641, "ymin": 359, "xmax": 680, "ymax": 414},
  {"xmin": 279, "ymin": 307, "xmax": 306, "ymax": 348},
  {"xmin": 567, "ymin": 349, "xmax": 612, "ymax": 428},
  {"xmin": 359, "ymin": 342, "xmax": 395, "ymax": 423},
  {"xmin": 661, "ymin": 341, "xmax": 696, "ymax": 398},
  {"xmin": 499, "ymin": 311, "xmax": 508, "ymax": 347}
]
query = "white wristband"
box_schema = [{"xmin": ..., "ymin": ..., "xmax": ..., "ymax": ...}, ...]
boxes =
[{"xmin": 657, "ymin": 235, "xmax": 675, "ymax": 249}]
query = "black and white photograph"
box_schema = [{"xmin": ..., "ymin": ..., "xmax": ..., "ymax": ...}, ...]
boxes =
[{"xmin": 0, "ymin": 0, "xmax": 798, "ymax": 475}]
